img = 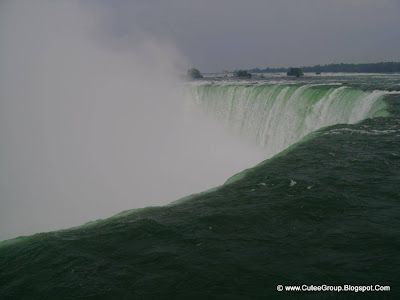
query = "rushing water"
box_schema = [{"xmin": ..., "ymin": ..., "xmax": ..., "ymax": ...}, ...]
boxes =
[
  {"xmin": 186, "ymin": 82, "xmax": 390, "ymax": 157},
  {"xmin": 1, "ymin": 74, "xmax": 400, "ymax": 299}
]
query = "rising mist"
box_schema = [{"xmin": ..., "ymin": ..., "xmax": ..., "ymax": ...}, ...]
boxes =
[{"xmin": 0, "ymin": 1, "xmax": 265, "ymax": 240}]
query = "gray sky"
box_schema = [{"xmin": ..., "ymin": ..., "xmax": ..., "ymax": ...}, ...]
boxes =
[{"xmin": 103, "ymin": 0, "xmax": 400, "ymax": 72}]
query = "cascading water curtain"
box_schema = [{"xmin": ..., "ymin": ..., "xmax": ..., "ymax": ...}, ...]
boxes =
[{"xmin": 186, "ymin": 83, "xmax": 389, "ymax": 157}]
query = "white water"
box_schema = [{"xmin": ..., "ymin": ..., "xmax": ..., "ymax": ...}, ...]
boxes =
[{"xmin": 186, "ymin": 83, "xmax": 390, "ymax": 157}]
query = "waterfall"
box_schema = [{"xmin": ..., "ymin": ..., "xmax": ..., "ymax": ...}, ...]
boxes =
[{"xmin": 186, "ymin": 83, "xmax": 389, "ymax": 157}]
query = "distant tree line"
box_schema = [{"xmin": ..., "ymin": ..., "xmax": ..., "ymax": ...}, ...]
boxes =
[
  {"xmin": 287, "ymin": 68, "xmax": 304, "ymax": 77},
  {"xmin": 234, "ymin": 70, "xmax": 252, "ymax": 78},
  {"xmin": 248, "ymin": 62, "xmax": 400, "ymax": 74}
]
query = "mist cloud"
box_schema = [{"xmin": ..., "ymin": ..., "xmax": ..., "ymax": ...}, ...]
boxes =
[{"xmin": 0, "ymin": 1, "xmax": 265, "ymax": 240}]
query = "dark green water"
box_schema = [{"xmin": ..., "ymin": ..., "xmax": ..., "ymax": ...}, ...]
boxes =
[{"xmin": 1, "ymin": 76, "xmax": 400, "ymax": 299}]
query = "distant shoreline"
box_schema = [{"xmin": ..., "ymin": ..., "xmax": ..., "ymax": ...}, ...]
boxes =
[
  {"xmin": 229, "ymin": 62, "xmax": 400, "ymax": 74},
  {"xmin": 202, "ymin": 72, "xmax": 400, "ymax": 77}
]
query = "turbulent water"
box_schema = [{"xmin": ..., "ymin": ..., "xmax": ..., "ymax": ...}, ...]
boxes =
[{"xmin": 1, "ymin": 74, "xmax": 400, "ymax": 299}]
